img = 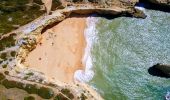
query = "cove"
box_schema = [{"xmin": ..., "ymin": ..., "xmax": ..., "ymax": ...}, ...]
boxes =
[{"xmin": 90, "ymin": 8, "xmax": 170, "ymax": 100}]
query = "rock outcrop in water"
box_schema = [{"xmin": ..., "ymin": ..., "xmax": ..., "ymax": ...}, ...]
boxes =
[
  {"xmin": 148, "ymin": 63, "xmax": 170, "ymax": 78},
  {"xmin": 154, "ymin": 63, "xmax": 170, "ymax": 76},
  {"xmin": 0, "ymin": 0, "xmax": 149, "ymax": 99}
]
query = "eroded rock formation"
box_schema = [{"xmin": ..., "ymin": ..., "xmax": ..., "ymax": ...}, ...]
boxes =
[
  {"xmin": 0, "ymin": 0, "xmax": 149, "ymax": 99},
  {"xmin": 154, "ymin": 63, "xmax": 170, "ymax": 76},
  {"xmin": 148, "ymin": 0, "xmax": 170, "ymax": 7}
]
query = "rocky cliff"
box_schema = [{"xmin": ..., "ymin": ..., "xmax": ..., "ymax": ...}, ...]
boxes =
[
  {"xmin": 0, "ymin": 0, "xmax": 169, "ymax": 99},
  {"xmin": 148, "ymin": 0, "xmax": 170, "ymax": 7},
  {"xmin": 64, "ymin": 0, "xmax": 139, "ymax": 8},
  {"xmin": 0, "ymin": 5, "xmax": 133, "ymax": 100}
]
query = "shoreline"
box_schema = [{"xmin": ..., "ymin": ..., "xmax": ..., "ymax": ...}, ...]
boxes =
[
  {"xmin": 0, "ymin": 0, "xmax": 169, "ymax": 99},
  {"xmin": 74, "ymin": 15, "xmax": 98, "ymax": 83},
  {"xmin": 24, "ymin": 14, "xmax": 87, "ymax": 83},
  {"xmin": 0, "ymin": 4, "xmax": 138, "ymax": 99}
]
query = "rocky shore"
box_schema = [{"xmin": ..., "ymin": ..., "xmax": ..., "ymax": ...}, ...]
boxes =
[
  {"xmin": 0, "ymin": 0, "xmax": 169, "ymax": 99},
  {"xmin": 148, "ymin": 0, "xmax": 170, "ymax": 7},
  {"xmin": 0, "ymin": 5, "xmax": 132, "ymax": 100}
]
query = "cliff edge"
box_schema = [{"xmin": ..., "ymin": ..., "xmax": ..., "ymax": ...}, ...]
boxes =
[{"xmin": 0, "ymin": 0, "xmax": 150, "ymax": 100}]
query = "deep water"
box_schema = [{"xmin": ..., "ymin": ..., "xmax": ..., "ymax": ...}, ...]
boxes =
[{"xmin": 89, "ymin": 9, "xmax": 170, "ymax": 100}]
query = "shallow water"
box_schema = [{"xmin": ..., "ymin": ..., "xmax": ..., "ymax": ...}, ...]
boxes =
[{"xmin": 89, "ymin": 9, "xmax": 170, "ymax": 100}]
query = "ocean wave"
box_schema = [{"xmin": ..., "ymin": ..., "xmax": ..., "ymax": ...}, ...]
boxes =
[
  {"xmin": 135, "ymin": 6, "xmax": 146, "ymax": 13},
  {"xmin": 74, "ymin": 15, "xmax": 98, "ymax": 83}
]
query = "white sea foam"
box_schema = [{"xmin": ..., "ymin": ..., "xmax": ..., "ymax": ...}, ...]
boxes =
[
  {"xmin": 74, "ymin": 15, "xmax": 98, "ymax": 83},
  {"xmin": 135, "ymin": 6, "xmax": 146, "ymax": 13}
]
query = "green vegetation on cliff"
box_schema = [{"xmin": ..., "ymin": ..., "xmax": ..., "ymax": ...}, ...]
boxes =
[{"xmin": 0, "ymin": 0, "xmax": 44, "ymax": 34}]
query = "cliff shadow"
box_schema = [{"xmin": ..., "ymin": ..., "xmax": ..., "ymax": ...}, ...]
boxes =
[
  {"xmin": 97, "ymin": 13, "xmax": 134, "ymax": 20},
  {"xmin": 41, "ymin": 13, "xmax": 89, "ymax": 34},
  {"xmin": 136, "ymin": 0, "xmax": 170, "ymax": 13},
  {"xmin": 148, "ymin": 64, "xmax": 170, "ymax": 78}
]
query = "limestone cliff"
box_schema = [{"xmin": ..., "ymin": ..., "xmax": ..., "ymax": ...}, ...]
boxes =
[
  {"xmin": 64, "ymin": 0, "xmax": 139, "ymax": 8},
  {"xmin": 148, "ymin": 0, "xmax": 170, "ymax": 7},
  {"xmin": 0, "ymin": 0, "xmax": 147, "ymax": 100}
]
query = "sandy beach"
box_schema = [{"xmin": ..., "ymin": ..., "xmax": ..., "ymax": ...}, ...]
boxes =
[{"xmin": 24, "ymin": 15, "xmax": 87, "ymax": 83}]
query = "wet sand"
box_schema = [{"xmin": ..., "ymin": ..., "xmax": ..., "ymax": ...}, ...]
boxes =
[{"xmin": 24, "ymin": 15, "xmax": 86, "ymax": 83}]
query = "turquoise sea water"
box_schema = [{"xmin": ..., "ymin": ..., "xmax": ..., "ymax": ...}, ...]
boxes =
[{"xmin": 90, "ymin": 9, "xmax": 170, "ymax": 100}]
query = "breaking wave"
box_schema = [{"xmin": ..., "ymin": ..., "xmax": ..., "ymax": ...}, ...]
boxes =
[{"xmin": 74, "ymin": 15, "xmax": 98, "ymax": 83}]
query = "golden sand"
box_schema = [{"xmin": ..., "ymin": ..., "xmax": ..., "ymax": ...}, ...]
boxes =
[{"xmin": 24, "ymin": 15, "xmax": 87, "ymax": 83}]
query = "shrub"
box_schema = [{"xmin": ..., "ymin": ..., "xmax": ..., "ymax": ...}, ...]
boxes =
[
  {"xmin": 24, "ymin": 96, "xmax": 35, "ymax": 100},
  {"xmin": 61, "ymin": 88, "xmax": 74, "ymax": 99},
  {"xmin": 80, "ymin": 93, "xmax": 87, "ymax": 100},
  {"xmin": 0, "ymin": 73, "xmax": 5, "ymax": 81},
  {"xmin": 37, "ymin": 87, "xmax": 54, "ymax": 99},
  {"xmin": 54, "ymin": 93, "xmax": 68, "ymax": 100},
  {"xmin": 10, "ymin": 51, "xmax": 16, "ymax": 57}
]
